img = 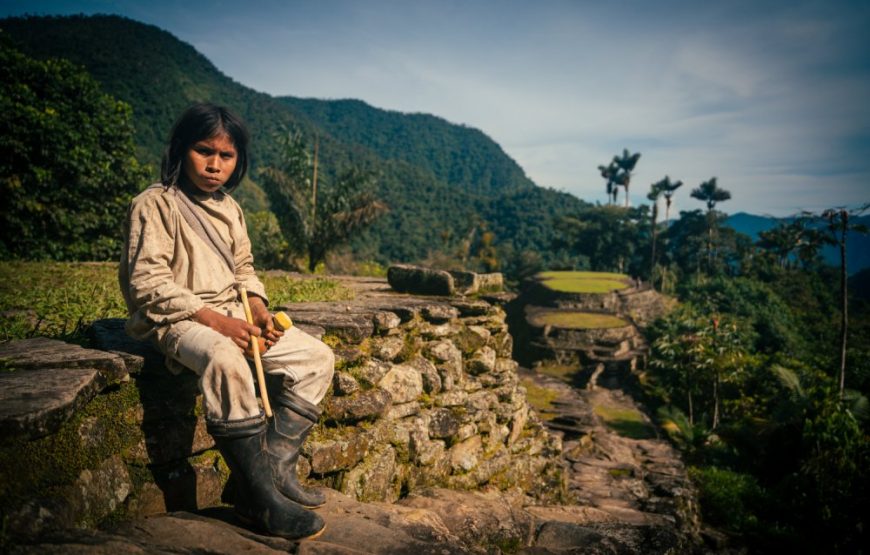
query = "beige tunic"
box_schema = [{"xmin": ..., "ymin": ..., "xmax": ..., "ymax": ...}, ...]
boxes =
[{"xmin": 119, "ymin": 184, "xmax": 267, "ymax": 372}]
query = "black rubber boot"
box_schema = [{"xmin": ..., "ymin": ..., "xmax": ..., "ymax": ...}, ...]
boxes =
[
  {"xmin": 266, "ymin": 389, "xmax": 327, "ymax": 508},
  {"xmin": 208, "ymin": 413, "xmax": 325, "ymax": 540}
]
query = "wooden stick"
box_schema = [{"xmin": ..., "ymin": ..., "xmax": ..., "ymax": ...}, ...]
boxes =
[{"xmin": 240, "ymin": 287, "xmax": 273, "ymax": 418}]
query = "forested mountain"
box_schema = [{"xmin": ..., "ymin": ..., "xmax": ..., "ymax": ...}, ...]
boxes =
[
  {"xmin": 1, "ymin": 14, "xmax": 589, "ymax": 269},
  {"xmin": 727, "ymin": 212, "xmax": 870, "ymax": 274}
]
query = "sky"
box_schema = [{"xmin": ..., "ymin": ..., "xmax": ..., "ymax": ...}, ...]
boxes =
[{"xmin": 2, "ymin": 0, "xmax": 869, "ymax": 216}]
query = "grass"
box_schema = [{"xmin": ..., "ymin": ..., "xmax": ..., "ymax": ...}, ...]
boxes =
[
  {"xmin": 536, "ymin": 363, "xmax": 581, "ymax": 383},
  {"xmin": 0, "ymin": 261, "xmax": 354, "ymax": 341},
  {"xmin": 537, "ymin": 271, "xmax": 630, "ymax": 294},
  {"xmin": 593, "ymin": 403, "xmax": 656, "ymax": 439},
  {"xmin": 521, "ymin": 377, "xmax": 559, "ymax": 421},
  {"xmin": 260, "ymin": 273, "xmax": 355, "ymax": 306},
  {"xmin": 529, "ymin": 311, "xmax": 628, "ymax": 329}
]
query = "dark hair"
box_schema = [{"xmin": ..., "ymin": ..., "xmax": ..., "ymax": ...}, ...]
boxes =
[{"xmin": 160, "ymin": 102, "xmax": 250, "ymax": 193}]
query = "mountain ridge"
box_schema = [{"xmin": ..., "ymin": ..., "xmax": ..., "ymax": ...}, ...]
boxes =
[{"xmin": 0, "ymin": 13, "xmax": 589, "ymax": 268}]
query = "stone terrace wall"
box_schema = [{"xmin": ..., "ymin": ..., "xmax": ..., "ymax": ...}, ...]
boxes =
[{"xmin": 0, "ymin": 294, "xmax": 565, "ymax": 541}]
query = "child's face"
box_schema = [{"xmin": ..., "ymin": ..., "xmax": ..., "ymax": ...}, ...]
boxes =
[{"xmin": 183, "ymin": 132, "xmax": 238, "ymax": 194}]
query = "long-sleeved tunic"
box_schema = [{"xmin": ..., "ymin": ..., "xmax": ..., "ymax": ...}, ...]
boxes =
[{"xmin": 119, "ymin": 184, "xmax": 266, "ymax": 372}]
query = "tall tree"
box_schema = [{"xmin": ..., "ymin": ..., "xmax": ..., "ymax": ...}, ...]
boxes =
[
  {"xmin": 598, "ymin": 149, "xmax": 640, "ymax": 206},
  {"xmin": 260, "ymin": 131, "xmax": 388, "ymax": 272},
  {"xmin": 0, "ymin": 44, "xmax": 148, "ymax": 260},
  {"xmin": 660, "ymin": 177, "xmax": 683, "ymax": 225},
  {"xmin": 598, "ymin": 161, "xmax": 619, "ymax": 205},
  {"xmin": 690, "ymin": 178, "xmax": 731, "ymax": 271},
  {"xmin": 810, "ymin": 205, "xmax": 870, "ymax": 397},
  {"xmin": 647, "ymin": 180, "xmax": 664, "ymax": 278}
]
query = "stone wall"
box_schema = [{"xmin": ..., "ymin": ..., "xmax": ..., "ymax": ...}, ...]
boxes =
[{"xmin": 0, "ymin": 294, "xmax": 565, "ymax": 541}]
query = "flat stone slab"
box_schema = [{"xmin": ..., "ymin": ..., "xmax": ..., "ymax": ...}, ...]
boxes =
[
  {"xmin": 387, "ymin": 264, "xmax": 454, "ymax": 296},
  {"xmin": 0, "ymin": 366, "xmax": 103, "ymax": 439},
  {"xmin": 0, "ymin": 337, "xmax": 130, "ymax": 382}
]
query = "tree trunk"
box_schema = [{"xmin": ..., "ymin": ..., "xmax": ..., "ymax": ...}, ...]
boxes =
[
  {"xmin": 624, "ymin": 184, "xmax": 630, "ymax": 208},
  {"xmin": 650, "ymin": 203, "xmax": 658, "ymax": 281},
  {"xmin": 839, "ymin": 210, "xmax": 848, "ymax": 398}
]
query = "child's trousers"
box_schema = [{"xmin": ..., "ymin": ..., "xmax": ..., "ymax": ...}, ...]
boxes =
[{"xmin": 162, "ymin": 304, "xmax": 334, "ymax": 423}]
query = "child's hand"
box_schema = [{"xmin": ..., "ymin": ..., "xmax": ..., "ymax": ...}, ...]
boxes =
[
  {"xmin": 193, "ymin": 307, "xmax": 262, "ymax": 352},
  {"xmin": 248, "ymin": 295, "xmax": 284, "ymax": 348}
]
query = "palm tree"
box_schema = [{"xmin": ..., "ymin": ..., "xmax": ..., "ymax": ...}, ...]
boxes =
[
  {"xmin": 647, "ymin": 180, "xmax": 664, "ymax": 277},
  {"xmin": 260, "ymin": 131, "xmax": 388, "ymax": 272},
  {"xmin": 613, "ymin": 149, "xmax": 641, "ymax": 207},
  {"xmin": 598, "ymin": 161, "xmax": 619, "ymax": 205},
  {"xmin": 598, "ymin": 149, "xmax": 640, "ymax": 206},
  {"xmin": 812, "ymin": 204, "xmax": 870, "ymax": 397},
  {"xmin": 690, "ymin": 177, "xmax": 730, "ymax": 211},
  {"xmin": 690, "ymin": 178, "xmax": 731, "ymax": 272},
  {"xmin": 660, "ymin": 177, "xmax": 683, "ymax": 226}
]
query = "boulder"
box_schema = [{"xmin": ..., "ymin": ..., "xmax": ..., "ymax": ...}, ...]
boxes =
[{"xmin": 387, "ymin": 264, "xmax": 454, "ymax": 296}]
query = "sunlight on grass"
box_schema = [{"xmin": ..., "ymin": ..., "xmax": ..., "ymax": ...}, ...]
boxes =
[
  {"xmin": 529, "ymin": 311, "xmax": 628, "ymax": 329},
  {"xmin": 260, "ymin": 273, "xmax": 355, "ymax": 305},
  {"xmin": 537, "ymin": 364, "xmax": 580, "ymax": 383},
  {"xmin": 593, "ymin": 403, "xmax": 656, "ymax": 439},
  {"xmin": 521, "ymin": 377, "xmax": 559, "ymax": 421},
  {"xmin": 538, "ymin": 271, "xmax": 630, "ymax": 294}
]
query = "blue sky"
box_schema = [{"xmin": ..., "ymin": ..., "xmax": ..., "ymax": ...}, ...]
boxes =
[{"xmin": 2, "ymin": 0, "xmax": 869, "ymax": 216}]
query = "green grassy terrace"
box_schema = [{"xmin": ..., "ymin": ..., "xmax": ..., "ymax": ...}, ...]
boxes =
[
  {"xmin": 0, "ymin": 261, "xmax": 353, "ymax": 342},
  {"xmin": 529, "ymin": 310, "xmax": 628, "ymax": 329},
  {"xmin": 537, "ymin": 271, "xmax": 630, "ymax": 294}
]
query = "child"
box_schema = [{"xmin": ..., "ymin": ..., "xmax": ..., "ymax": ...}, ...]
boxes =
[{"xmin": 119, "ymin": 102, "xmax": 333, "ymax": 540}]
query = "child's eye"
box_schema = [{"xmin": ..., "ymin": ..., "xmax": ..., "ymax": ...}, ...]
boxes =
[{"xmin": 221, "ymin": 153, "xmax": 235, "ymax": 160}]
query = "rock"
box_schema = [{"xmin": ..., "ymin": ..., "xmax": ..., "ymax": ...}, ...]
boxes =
[
  {"xmin": 372, "ymin": 311, "xmax": 401, "ymax": 333},
  {"xmin": 477, "ymin": 273, "xmax": 504, "ymax": 293},
  {"xmin": 449, "ymin": 435, "xmax": 482, "ymax": 472},
  {"xmin": 456, "ymin": 325, "xmax": 490, "ymax": 354},
  {"xmin": 420, "ymin": 304, "xmax": 458, "ymax": 323},
  {"xmin": 333, "ymin": 346, "xmax": 365, "ymax": 369},
  {"xmin": 385, "ymin": 401, "xmax": 420, "ymax": 420},
  {"xmin": 370, "ymin": 335, "xmax": 405, "ymax": 362},
  {"xmin": 387, "ymin": 264, "xmax": 454, "ymax": 296},
  {"xmin": 332, "ymin": 371, "xmax": 361, "ymax": 397},
  {"xmin": 410, "ymin": 431, "xmax": 446, "ymax": 466},
  {"xmin": 399, "ymin": 487, "xmax": 535, "ymax": 549},
  {"xmin": 286, "ymin": 308, "xmax": 375, "ymax": 343},
  {"xmin": 466, "ymin": 346, "xmax": 497, "ymax": 375},
  {"xmin": 428, "ymin": 408, "xmax": 462, "ymax": 440},
  {"xmin": 425, "ymin": 340, "xmax": 462, "ymax": 389},
  {"xmin": 0, "ymin": 367, "xmax": 103, "ymax": 439},
  {"xmin": 406, "ymin": 356, "xmax": 441, "ymax": 395},
  {"xmin": 127, "ymin": 414, "xmax": 214, "ymax": 466},
  {"xmin": 307, "ymin": 432, "xmax": 371, "ymax": 474},
  {"xmin": 343, "ymin": 446, "xmax": 400, "ymax": 502},
  {"xmin": 352, "ymin": 359, "xmax": 391, "ymax": 387},
  {"xmin": 0, "ymin": 337, "xmax": 129, "ymax": 383},
  {"xmin": 449, "ymin": 299, "xmax": 492, "ymax": 317},
  {"xmin": 378, "ymin": 364, "xmax": 423, "ymax": 404},
  {"xmin": 90, "ymin": 318, "xmax": 159, "ymax": 374},
  {"xmin": 7, "ymin": 454, "xmax": 132, "ymax": 538},
  {"xmin": 326, "ymin": 388, "xmax": 392, "ymax": 423},
  {"xmin": 435, "ymin": 390, "xmax": 467, "ymax": 407}
]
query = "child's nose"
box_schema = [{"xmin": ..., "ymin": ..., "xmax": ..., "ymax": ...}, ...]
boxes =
[{"xmin": 206, "ymin": 155, "xmax": 222, "ymax": 171}]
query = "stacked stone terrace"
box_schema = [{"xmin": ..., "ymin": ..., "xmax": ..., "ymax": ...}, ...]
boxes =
[
  {"xmin": 0, "ymin": 270, "xmax": 563, "ymax": 543},
  {"xmin": 519, "ymin": 272, "xmax": 672, "ymax": 388}
]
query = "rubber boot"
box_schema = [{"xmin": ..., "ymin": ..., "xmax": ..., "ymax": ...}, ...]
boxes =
[
  {"xmin": 266, "ymin": 389, "xmax": 327, "ymax": 508},
  {"xmin": 208, "ymin": 413, "xmax": 325, "ymax": 540}
]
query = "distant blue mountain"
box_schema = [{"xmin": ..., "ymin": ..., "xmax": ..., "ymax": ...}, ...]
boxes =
[{"xmin": 725, "ymin": 212, "xmax": 870, "ymax": 275}]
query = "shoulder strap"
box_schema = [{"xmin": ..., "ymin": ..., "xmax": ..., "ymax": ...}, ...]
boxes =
[{"xmin": 169, "ymin": 185, "xmax": 236, "ymax": 274}]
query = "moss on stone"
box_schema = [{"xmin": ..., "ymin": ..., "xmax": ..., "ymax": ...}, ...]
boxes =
[{"xmin": 0, "ymin": 382, "xmax": 144, "ymax": 514}]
